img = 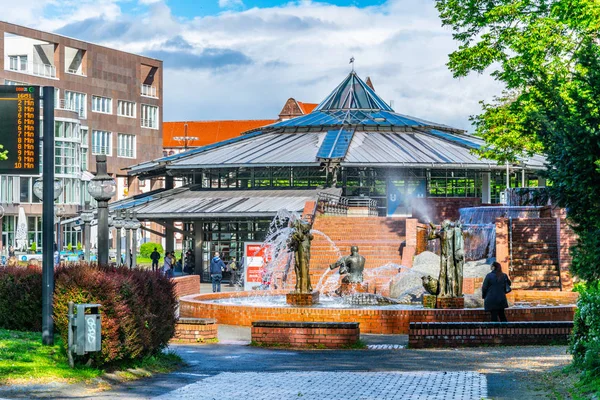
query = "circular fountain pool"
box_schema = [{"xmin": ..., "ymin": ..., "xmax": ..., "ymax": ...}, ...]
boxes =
[{"xmin": 179, "ymin": 290, "xmax": 577, "ymax": 334}]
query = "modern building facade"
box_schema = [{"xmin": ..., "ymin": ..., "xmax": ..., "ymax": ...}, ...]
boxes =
[
  {"xmin": 120, "ymin": 72, "xmax": 546, "ymax": 280},
  {"xmin": 0, "ymin": 21, "xmax": 163, "ymax": 253}
]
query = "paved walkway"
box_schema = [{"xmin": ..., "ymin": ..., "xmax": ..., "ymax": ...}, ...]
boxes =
[{"xmin": 0, "ymin": 340, "xmax": 570, "ymax": 399}]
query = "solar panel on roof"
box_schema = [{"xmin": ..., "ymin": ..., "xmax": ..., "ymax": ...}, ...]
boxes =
[{"xmin": 316, "ymin": 129, "xmax": 355, "ymax": 159}]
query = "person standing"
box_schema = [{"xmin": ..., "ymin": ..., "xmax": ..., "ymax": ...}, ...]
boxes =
[
  {"xmin": 8, "ymin": 245, "xmax": 15, "ymax": 258},
  {"xmin": 210, "ymin": 252, "xmax": 226, "ymax": 292},
  {"xmin": 228, "ymin": 257, "xmax": 238, "ymax": 287},
  {"xmin": 162, "ymin": 251, "xmax": 173, "ymax": 277},
  {"xmin": 150, "ymin": 247, "xmax": 161, "ymax": 272},
  {"xmin": 482, "ymin": 261, "xmax": 511, "ymax": 322}
]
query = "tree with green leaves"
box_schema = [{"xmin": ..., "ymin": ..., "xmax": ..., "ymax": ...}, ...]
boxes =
[
  {"xmin": 0, "ymin": 144, "xmax": 7, "ymax": 161},
  {"xmin": 436, "ymin": 0, "xmax": 600, "ymax": 282}
]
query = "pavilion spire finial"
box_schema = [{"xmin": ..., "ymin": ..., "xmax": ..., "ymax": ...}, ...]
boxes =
[{"xmin": 349, "ymin": 56, "xmax": 355, "ymax": 72}]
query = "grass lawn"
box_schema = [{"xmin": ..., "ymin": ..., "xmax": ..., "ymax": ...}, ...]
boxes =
[
  {"xmin": 541, "ymin": 366, "xmax": 600, "ymax": 399},
  {"xmin": 0, "ymin": 329, "xmax": 182, "ymax": 386}
]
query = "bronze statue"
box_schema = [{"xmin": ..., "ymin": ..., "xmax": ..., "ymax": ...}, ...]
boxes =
[
  {"xmin": 421, "ymin": 275, "xmax": 439, "ymax": 295},
  {"xmin": 330, "ymin": 246, "xmax": 366, "ymax": 283},
  {"xmin": 288, "ymin": 219, "xmax": 314, "ymax": 294},
  {"xmin": 427, "ymin": 220, "xmax": 464, "ymax": 298}
]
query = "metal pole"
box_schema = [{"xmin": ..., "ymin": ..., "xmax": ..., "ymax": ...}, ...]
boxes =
[
  {"xmin": 115, "ymin": 226, "xmax": 121, "ymax": 265},
  {"xmin": 505, "ymin": 161, "xmax": 510, "ymax": 189},
  {"xmin": 67, "ymin": 301, "xmax": 74, "ymax": 368},
  {"xmin": 131, "ymin": 227, "xmax": 137, "ymax": 269},
  {"xmin": 84, "ymin": 221, "xmax": 90, "ymax": 262},
  {"xmin": 42, "ymin": 86, "xmax": 55, "ymax": 346},
  {"xmin": 125, "ymin": 225, "xmax": 131, "ymax": 269},
  {"xmin": 97, "ymin": 200, "xmax": 109, "ymax": 266}
]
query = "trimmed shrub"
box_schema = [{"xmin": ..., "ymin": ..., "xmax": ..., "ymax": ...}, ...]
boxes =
[
  {"xmin": 140, "ymin": 242, "xmax": 164, "ymax": 259},
  {"xmin": 0, "ymin": 265, "xmax": 42, "ymax": 331},
  {"xmin": 53, "ymin": 263, "xmax": 177, "ymax": 366},
  {"xmin": 570, "ymin": 282, "xmax": 600, "ymax": 376},
  {"xmin": 0, "ymin": 262, "xmax": 177, "ymax": 367}
]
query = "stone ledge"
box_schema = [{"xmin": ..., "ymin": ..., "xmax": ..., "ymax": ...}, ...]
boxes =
[
  {"xmin": 252, "ymin": 321, "xmax": 359, "ymax": 329},
  {"xmin": 178, "ymin": 317, "xmax": 217, "ymax": 325},
  {"xmin": 410, "ymin": 321, "xmax": 574, "ymax": 330}
]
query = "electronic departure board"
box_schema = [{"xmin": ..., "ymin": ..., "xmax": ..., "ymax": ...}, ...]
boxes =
[{"xmin": 0, "ymin": 85, "xmax": 40, "ymax": 175}]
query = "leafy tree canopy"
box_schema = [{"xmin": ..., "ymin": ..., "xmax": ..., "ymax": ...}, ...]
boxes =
[
  {"xmin": 0, "ymin": 144, "xmax": 7, "ymax": 161},
  {"xmin": 436, "ymin": 0, "xmax": 600, "ymax": 281}
]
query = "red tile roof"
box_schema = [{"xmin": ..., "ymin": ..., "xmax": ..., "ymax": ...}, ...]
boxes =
[
  {"xmin": 297, "ymin": 102, "xmax": 318, "ymax": 114},
  {"xmin": 163, "ymin": 120, "xmax": 276, "ymax": 148}
]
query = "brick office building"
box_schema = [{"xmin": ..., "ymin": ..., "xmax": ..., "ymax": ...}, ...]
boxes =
[{"xmin": 0, "ymin": 21, "xmax": 163, "ymax": 253}]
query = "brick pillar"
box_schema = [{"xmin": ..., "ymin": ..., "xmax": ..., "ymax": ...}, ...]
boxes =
[
  {"xmin": 556, "ymin": 209, "xmax": 574, "ymax": 291},
  {"xmin": 495, "ymin": 217, "xmax": 510, "ymax": 277},
  {"xmin": 402, "ymin": 218, "xmax": 418, "ymax": 268}
]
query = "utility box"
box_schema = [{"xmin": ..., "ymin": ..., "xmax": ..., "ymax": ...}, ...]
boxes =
[{"xmin": 68, "ymin": 303, "xmax": 101, "ymax": 357}]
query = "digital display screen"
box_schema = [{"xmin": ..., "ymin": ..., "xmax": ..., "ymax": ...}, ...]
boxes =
[{"xmin": 0, "ymin": 85, "xmax": 40, "ymax": 175}]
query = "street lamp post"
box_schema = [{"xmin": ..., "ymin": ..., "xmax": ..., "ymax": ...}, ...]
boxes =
[
  {"xmin": 87, "ymin": 155, "xmax": 116, "ymax": 267},
  {"xmin": 80, "ymin": 202, "xmax": 94, "ymax": 262},
  {"xmin": 124, "ymin": 211, "xmax": 132, "ymax": 268},
  {"xmin": 130, "ymin": 212, "xmax": 141, "ymax": 269},
  {"xmin": 113, "ymin": 210, "xmax": 124, "ymax": 265}
]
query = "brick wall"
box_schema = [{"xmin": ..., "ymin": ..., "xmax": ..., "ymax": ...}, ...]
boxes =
[
  {"xmin": 309, "ymin": 216, "xmax": 405, "ymax": 296},
  {"xmin": 172, "ymin": 318, "xmax": 218, "ymax": 344},
  {"xmin": 411, "ymin": 197, "xmax": 482, "ymax": 223},
  {"xmin": 179, "ymin": 291, "xmax": 576, "ymax": 334},
  {"xmin": 173, "ymin": 275, "xmax": 201, "ymax": 298},
  {"xmin": 409, "ymin": 321, "xmax": 573, "ymax": 348},
  {"xmin": 251, "ymin": 321, "xmax": 359, "ymax": 349}
]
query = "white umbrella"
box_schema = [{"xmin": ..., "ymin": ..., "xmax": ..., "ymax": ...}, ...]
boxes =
[{"xmin": 15, "ymin": 206, "xmax": 28, "ymax": 251}]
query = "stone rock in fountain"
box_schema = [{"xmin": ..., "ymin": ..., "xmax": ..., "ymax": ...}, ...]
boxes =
[
  {"xmin": 343, "ymin": 293, "xmax": 401, "ymax": 306},
  {"xmin": 388, "ymin": 251, "xmax": 493, "ymax": 306}
]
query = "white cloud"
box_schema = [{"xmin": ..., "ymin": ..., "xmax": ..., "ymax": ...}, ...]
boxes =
[
  {"xmin": 218, "ymin": 0, "xmax": 244, "ymax": 8},
  {"xmin": 4, "ymin": 0, "xmax": 501, "ymax": 131}
]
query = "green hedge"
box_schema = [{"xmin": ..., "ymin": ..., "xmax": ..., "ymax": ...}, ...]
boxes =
[
  {"xmin": 0, "ymin": 263, "xmax": 177, "ymax": 367},
  {"xmin": 140, "ymin": 242, "xmax": 164, "ymax": 259},
  {"xmin": 570, "ymin": 282, "xmax": 600, "ymax": 377}
]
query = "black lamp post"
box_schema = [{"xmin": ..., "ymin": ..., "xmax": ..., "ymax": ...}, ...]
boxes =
[{"xmin": 87, "ymin": 155, "xmax": 116, "ymax": 266}]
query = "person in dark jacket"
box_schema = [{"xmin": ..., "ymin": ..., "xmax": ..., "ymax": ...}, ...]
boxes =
[
  {"xmin": 482, "ymin": 261, "xmax": 511, "ymax": 322},
  {"xmin": 210, "ymin": 252, "xmax": 226, "ymax": 292},
  {"xmin": 150, "ymin": 248, "xmax": 161, "ymax": 271}
]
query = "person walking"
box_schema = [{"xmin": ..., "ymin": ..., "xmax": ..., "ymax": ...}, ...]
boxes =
[
  {"xmin": 8, "ymin": 245, "xmax": 15, "ymax": 258},
  {"xmin": 210, "ymin": 252, "xmax": 226, "ymax": 292},
  {"xmin": 228, "ymin": 257, "xmax": 238, "ymax": 287},
  {"xmin": 150, "ymin": 247, "xmax": 161, "ymax": 272},
  {"xmin": 482, "ymin": 261, "xmax": 511, "ymax": 322}
]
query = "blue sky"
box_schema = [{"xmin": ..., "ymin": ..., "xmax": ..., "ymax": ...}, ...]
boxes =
[
  {"xmin": 1, "ymin": 0, "xmax": 500, "ymax": 130},
  {"xmin": 165, "ymin": 1, "xmax": 388, "ymax": 17}
]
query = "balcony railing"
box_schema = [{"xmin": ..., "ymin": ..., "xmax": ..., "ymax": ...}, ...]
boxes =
[
  {"xmin": 117, "ymin": 148, "xmax": 134, "ymax": 158},
  {"xmin": 57, "ymin": 99, "xmax": 85, "ymax": 118},
  {"xmin": 141, "ymin": 84, "xmax": 158, "ymax": 98},
  {"xmin": 6, "ymin": 57, "xmax": 56, "ymax": 78}
]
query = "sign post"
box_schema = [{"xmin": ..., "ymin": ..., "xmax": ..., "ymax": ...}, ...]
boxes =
[{"xmin": 243, "ymin": 242, "xmax": 269, "ymax": 291}]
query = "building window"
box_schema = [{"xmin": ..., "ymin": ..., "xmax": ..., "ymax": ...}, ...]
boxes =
[
  {"xmin": 141, "ymin": 104, "xmax": 159, "ymax": 129},
  {"xmin": 65, "ymin": 91, "xmax": 87, "ymax": 118},
  {"xmin": 9, "ymin": 55, "xmax": 28, "ymax": 72},
  {"xmin": 54, "ymin": 121, "xmax": 80, "ymax": 140},
  {"xmin": 55, "ymin": 141, "xmax": 81, "ymax": 176},
  {"xmin": 117, "ymin": 100, "xmax": 136, "ymax": 118},
  {"xmin": 81, "ymin": 147, "xmax": 88, "ymax": 171},
  {"xmin": 92, "ymin": 95, "xmax": 112, "ymax": 114},
  {"xmin": 117, "ymin": 133, "xmax": 135, "ymax": 158},
  {"xmin": 92, "ymin": 130, "xmax": 112, "ymax": 155},
  {"xmin": 81, "ymin": 127, "xmax": 89, "ymax": 147},
  {"xmin": 4, "ymin": 79, "xmax": 27, "ymax": 85}
]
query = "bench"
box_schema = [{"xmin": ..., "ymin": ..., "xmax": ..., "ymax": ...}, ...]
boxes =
[
  {"xmin": 251, "ymin": 321, "xmax": 360, "ymax": 349},
  {"xmin": 409, "ymin": 321, "xmax": 573, "ymax": 348},
  {"xmin": 172, "ymin": 317, "xmax": 218, "ymax": 344}
]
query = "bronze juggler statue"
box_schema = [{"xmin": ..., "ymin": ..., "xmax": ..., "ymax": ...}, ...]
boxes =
[
  {"xmin": 423, "ymin": 220, "xmax": 465, "ymax": 299},
  {"xmin": 329, "ymin": 246, "xmax": 366, "ymax": 284},
  {"xmin": 288, "ymin": 219, "xmax": 314, "ymax": 294}
]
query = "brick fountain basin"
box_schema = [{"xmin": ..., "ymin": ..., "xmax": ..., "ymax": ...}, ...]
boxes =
[{"xmin": 179, "ymin": 290, "xmax": 577, "ymax": 335}]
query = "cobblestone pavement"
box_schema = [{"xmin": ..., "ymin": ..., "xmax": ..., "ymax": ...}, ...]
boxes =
[{"xmin": 153, "ymin": 371, "xmax": 487, "ymax": 400}]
